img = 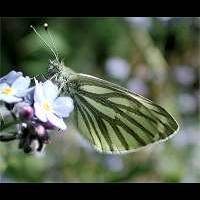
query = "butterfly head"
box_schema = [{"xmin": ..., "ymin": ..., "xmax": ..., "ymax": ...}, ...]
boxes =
[
  {"xmin": 30, "ymin": 24, "xmax": 74, "ymax": 83},
  {"xmin": 48, "ymin": 59, "xmax": 61, "ymax": 71},
  {"xmin": 47, "ymin": 59, "xmax": 63, "ymax": 77}
]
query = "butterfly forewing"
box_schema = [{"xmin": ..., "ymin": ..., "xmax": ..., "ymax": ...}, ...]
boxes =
[{"xmin": 62, "ymin": 72, "xmax": 178, "ymax": 154}]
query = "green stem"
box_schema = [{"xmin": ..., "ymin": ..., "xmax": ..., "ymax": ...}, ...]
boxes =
[
  {"xmin": 0, "ymin": 120, "xmax": 20, "ymax": 132},
  {"xmin": 0, "ymin": 133, "xmax": 18, "ymax": 142}
]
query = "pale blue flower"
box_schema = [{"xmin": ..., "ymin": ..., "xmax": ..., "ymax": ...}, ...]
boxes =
[
  {"xmin": 34, "ymin": 80, "xmax": 74, "ymax": 130},
  {"xmin": 0, "ymin": 75, "xmax": 31, "ymax": 103},
  {"xmin": 105, "ymin": 57, "xmax": 130, "ymax": 80},
  {"xmin": 0, "ymin": 70, "xmax": 22, "ymax": 85},
  {"xmin": 174, "ymin": 65, "xmax": 195, "ymax": 86},
  {"xmin": 127, "ymin": 78, "xmax": 149, "ymax": 97}
]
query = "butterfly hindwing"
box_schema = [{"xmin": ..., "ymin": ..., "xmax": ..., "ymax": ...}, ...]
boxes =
[{"xmin": 65, "ymin": 73, "xmax": 179, "ymax": 154}]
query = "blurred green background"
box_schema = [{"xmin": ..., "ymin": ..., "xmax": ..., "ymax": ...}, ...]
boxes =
[{"xmin": 0, "ymin": 17, "xmax": 199, "ymax": 182}]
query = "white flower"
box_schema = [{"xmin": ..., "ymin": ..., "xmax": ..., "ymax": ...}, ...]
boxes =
[
  {"xmin": 105, "ymin": 57, "xmax": 130, "ymax": 80},
  {"xmin": 34, "ymin": 80, "xmax": 74, "ymax": 130},
  {"xmin": 0, "ymin": 75, "xmax": 31, "ymax": 103}
]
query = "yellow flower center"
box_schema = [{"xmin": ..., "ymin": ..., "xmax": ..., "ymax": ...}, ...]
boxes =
[
  {"xmin": 2, "ymin": 87, "xmax": 14, "ymax": 95},
  {"xmin": 42, "ymin": 100, "xmax": 53, "ymax": 112}
]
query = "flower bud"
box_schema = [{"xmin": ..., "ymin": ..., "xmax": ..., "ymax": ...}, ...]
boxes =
[
  {"xmin": 20, "ymin": 106, "xmax": 34, "ymax": 120},
  {"xmin": 35, "ymin": 125, "xmax": 46, "ymax": 136},
  {"xmin": 14, "ymin": 102, "xmax": 33, "ymax": 121}
]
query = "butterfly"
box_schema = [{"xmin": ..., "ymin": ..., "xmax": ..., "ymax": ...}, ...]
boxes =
[{"xmin": 31, "ymin": 24, "xmax": 179, "ymax": 154}]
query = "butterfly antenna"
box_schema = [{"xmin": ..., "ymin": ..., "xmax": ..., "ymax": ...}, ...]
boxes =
[
  {"xmin": 30, "ymin": 25, "xmax": 59, "ymax": 62},
  {"xmin": 43, "ymin": 23, "xmax": 60, "ymax": 62}
]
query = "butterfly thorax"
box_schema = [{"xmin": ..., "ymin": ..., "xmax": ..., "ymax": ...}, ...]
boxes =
[{"xmin": 48, "ymin": 59, "xmax": 78, "ymax": 95}]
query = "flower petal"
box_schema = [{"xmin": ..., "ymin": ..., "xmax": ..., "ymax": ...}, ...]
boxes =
[
  {"xmin": 47, "ymin": 112, "xmax": 67, "ymax": 130},
  {"xmin": 34, "ymin": 83, "xmax": 45, "ymax": 103},
  {"xmin": 0, "ymin": 95, "xmax": 22, "ymax": 103},
  {"xmin": 53, "ymin": 97, "xmax": 74, "ymax": 117},
  {"xmin": 43, "ymin": 80, "xmax": 59, "ymax": 101},
  {"xmin": 0, "ymin": 71, "xmax": 22, "ymax": 85},
  {"xmin": 16, "ymin": 86, "xmax": 35, "ymax": 98},
  {"xmin": 12, "ymin": 76, "xmax": 30, "ymax": 91},
  {"xmin": 24, "ymin": 87, "xmax": 35, "ymax": 104},
  {"xmin": 0, "ymin": 83, "xmax": 9, "ymax": 92},
  {"xmin": 34, "ymin": 102, "xmax": 47, "ymax": 122}
]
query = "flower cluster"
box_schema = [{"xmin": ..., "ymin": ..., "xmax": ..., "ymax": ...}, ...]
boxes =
[{"xmin": 0, "ymin": 71, "xmax": 74, "ymax": 153}]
